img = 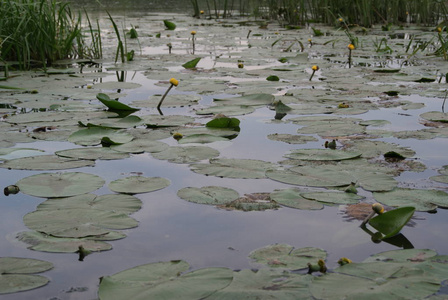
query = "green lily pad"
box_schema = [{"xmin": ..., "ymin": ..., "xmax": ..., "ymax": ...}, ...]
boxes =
[
  {"xmin": 83, "ymin": 115, "xmax": 144, "ymax": 129},
  {"xmin": 177, "ymin": 134, "xmax": 230, "ymax": 144},
  {"xmin": 206, "ymin": 117, "xmax": 240, "ymax": 129},
  {"xmin": 177, "ymin": 186, "xmax": 239, "ymax": 205},
  {"xmin": 430, "ymin": 175, "xmax": 448, "ymax": 184},
  {"xmin": 17, "ymin": 231, "xmax": 113, "ymax": 253},
  {"xmin": 267, "ymin": 165, "xmax": 397, "ymax": 192},
  {"xmin": 369, "ymin": 206, "xmax": 416, "ymax": 238},
  {"xmin": 37, "ymin": 194, "xmax": 142, "ymax": 215},
  {"xmin": 209, "ymin": 268, "xmax": 313, "ymax": 299},
  {"xmin": 420, "ymin": 111, "xmax": 448, "ymax": 123},
  {"xmin": 266, "ymin": 75, "xmax": 280, "ymax": 81},
  {"xmin": 134, "ymin": 94, "xmax": 200, "ymax": 108},
  {"xmin": 0, "ymin": 155, "xmax": 95, "ymax": 170},
  {"xmin": 109, "ymin": 176, "xmax": 171, "ymax": 194},
  {"xmin": 267, "ymin": 134, "xmax": 318, "ymax": 144},
  {"xmin": 96, "ymin": 93, "xmax": 139, "ymax": 111},
  {"xmin": 0, "ymin": 257, "xmax": 53, "ymax": 294},
  {"xmin": 68, "ymin": 127, "xmax": 134, "ymax": 146},
  {"xmin": 363, "ymin": 248, "xmax": 438, "ymax": 263},
  {"xmin": 285, "ymin": 149, "xmax": 362, "ymax": 161},
  {"xmin": 55, "ymin": 147, "xmax": 129, "ymax": 160},
  {"xmin": 111, "ymin": 139, "xmax": 169, "ymax": 154},
  {"xmin": 195, "ymin": 105, "xmax": 255, "ymax": 116},
  {"xmin": 152, "ymin": 146, "xmax": 220, "ymax": 163},
  {"xmin": 182, "ymin": 57, "xmax": 201, "ymax": 69},
  {"xmin": 249, "ymin": 244, "xmax": 327, "ymax": 269},
  {"xmin": 270, "ymin": 188, "xmax": 324, "ymax": 210},
  {"xmin": 373, "ymin": 188, "xmax": 444, "ymax": 211},
  {"xmin": 23, "ymin": 208, "xmax": 138, "ymax": 238},
  {"xmin": 300, "ymin": 191, "xmax": 363, "ymax": 204},
  {"xmin": 16, "ymin": 172, "xmax": 105, "ymax": 198},
  {"xmin": 213, "ymin": 93, "xmax": 275, "ymax": 106},
  {"xmin": 98, "ymin": 260, "xmax": 233, "ymax": 300},
  {"xmin": 163, "ymin": 20, "xmax": 176, "ymax": 30},
  {"xmin": 0, "ymin": 148, "xmax": 45, "ymax": 160},
  {"xmin": 190, "ymin": 158, "xmax": 278, "ymax": 179},
  {"xmin": 341, "ymin": 140, "xmax": 415, "ymax": 158},
  {"xmin": 142, "ymin": 115, "xmax": 195, "ymax": 128}
]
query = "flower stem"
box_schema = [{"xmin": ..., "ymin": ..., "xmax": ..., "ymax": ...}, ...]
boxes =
[{"xmin": 157, "ymin": 84, "xmax": 174, "ymax": 110}]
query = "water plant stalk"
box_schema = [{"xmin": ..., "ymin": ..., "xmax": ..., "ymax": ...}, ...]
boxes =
[
  {"xmin": 309, "ymin": 65, "xmax": 318, "ymax": 81},
  {"xmin": 157, "ymin": 78, "xmax": 179, "ymax": 112}
]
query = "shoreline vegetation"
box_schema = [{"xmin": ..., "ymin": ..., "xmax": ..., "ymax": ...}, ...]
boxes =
[{"xmin": 1, "ymin": 0, "xmax": 447, "ymax": 70}]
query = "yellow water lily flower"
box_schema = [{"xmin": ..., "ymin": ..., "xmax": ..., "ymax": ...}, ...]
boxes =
[
  {"xmin": 372, "ymin": 203, "xmax": 384, "ymax": 214},
  {"xmin": 169, "ymin": 78, "xmax": 179, "ymax": 86},
  {"xmin": 311, "ymin": 65, "xmax": 319, "ymax": 71},
  {"xmin": 348, "ymin": 43, "xmax": 355, "ymax": 50},
  {"xmin": 191, "ymin": 30, "xmax": 197, "ymax": 35},
  {"xmin": 200, "ymin": 10, "xmax": 204, "ymax": 14},
  {"xmin": 338, "ymin": 18, "xmax": 343, "ymax": 22}
]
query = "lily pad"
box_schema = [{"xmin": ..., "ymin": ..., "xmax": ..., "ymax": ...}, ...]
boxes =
[
  {"xmin": 17, "ymin": 231, "xmax": 113, "ymax": 253},
  {"xmin": 249, "ymin": 244, "xmax": 327, "ymax": 269},
  {"xmin": 267, "ymin": 134, "xmax": 318, "ymax": 144},
  {"xmin": 16, "ymin": 172, "xmax": 105, "ymax": 198},
  {"xmin": 213, "ymin": 93, "xmax": 275, "ymax": 106},
  {"xmin": 285, "ymin": 149, "xmax": 362, "ymax": 161},
  {"xmin": 83, "ymin": 115, "xmax": 144, "ymax": 129},
  {"xmin": 195, "ymin": 105, "xmax": 255, "ymax": 116},
  {"xmin": 177, "ymin": 186, "xmax": 239, "ymax": 205},
  {"xmin": 0, "ymin": 148, "xmax": 45, "ymax": 160},
  {"xmin": 23, "ymin": 208, "xmax": 138, "ymax": 238},
  {"xmin": 300, "ymin": 191, "xmax": 363, "ymax": 204},
  {"xmin": 420, "ymin": 111, "xmax": 448, "ymax": 123},
  {"xmin": 55, "ymin": 147, "xmax": 129, "ymax": 160},
  {"xmin": 37, "ymin": 194, "xmax": 142, "ymax": 215},
  {"xmin": 218, "ymin": 193, "xmax": 279, "ymax": 211},
  {"xmin": 206, "ymin": 117, "xmax": 240, "ymax": 129},
  {"xmin": 98, "ymin": 260, "xmax": 233, "ymax": 300},
  {"xmin": 109, "ymin": 176, "xmax": 171, "ymax": 194},
  {"xmin": 152, "ymin": 146, "xmax": 220, "ymax": 163},
  {"xmin": 68, "ymin": 127, "xmax": 134, "ymax": 146},
  {"xmin": 0, "ymin": 257, "xmax": 53, "ymax": 294},
  {"xmin": 111, "ymin": 139, "xmax": 169, "ymax": 154},
  {"xmin": 142, "ymin": 115, "xmax": 195, "ymax": 128},
  {"xmin": 96, "ymin": 93, "xmax": 139, "ymax": 111},
  {"xmin": 190, "ymin": 158, "xmax": 278, "ymax": 179},
  {"xmin": 177, "ymin": 134, "xmax": 230, "ymax": 144},
  {"xmin": 209, "ymin": 268, "xmax": 313, "ymax": 299},
  {"xmin": 369, "ymin": 206, "xmax": 416, "ymax": 239},
  {"xmin": 270, "ymin": 188, "xmax": 324, "ymax": 210},
  {"xmin": 0, "ymin": 155, "xmax": 95, "ymax": 170},
  {"xmin": 373, "ymin": 188, "xmax": 444, "ymax": 211}
]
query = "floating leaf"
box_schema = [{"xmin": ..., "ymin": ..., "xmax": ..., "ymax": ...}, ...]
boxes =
[
  {"xmin": 214, "ymin": 93, "xmax": 274, "ymax": 106},
  {"xmin": 84, "ymin": 115, "xmax": 144, "ymax": 129},
  {"xmin": 0, "ymin": 257, "xmax": 53, "ymax": 294},
  {"xmin": 267, "ymin": 134, "xmax": 318, "ymax": 144},
  {"xmin": 209, "ymin": 268, "xmax": 313, "ymax": 299},
  {"xmin": 266, "ymin": 75, "xmax": 280, "ymax": 81},
  {"xmin": 16, "ymin": 172, "xmax": 105, "ymax": 198},
  {"xmin": 163, "ymin": 20, "xmax": 176, "ymax": 30},
  {"xmin": 0, "ymin": 148, "xmax": 45, "ymax": 160},
  {"xmin": 111, "ymin": 139, "xmax": 169, "ymax": 154},
  {"xmin": 300, "ymin": 191, "xmax": 363, "ymax": 205},
  {"xmin": 152, "ymin": 146, "xmax": 219, "ymax": 163},
  {"xmin": 98, "ymin": 260, "xmax": 233, "ymax": 300},
  {"xmin": 17, "ymin": 231, "xmax": 113, "ymax": 253},
  {"xmin": 218, "ymin": 193, "xmax": 279, "ymax": 211},
  {"xmin": 68, "ymin": 127, "xmax": 133, "ymax": 146},
  {"xmin": 195, "ymin": 105, "xmax": 255, "ymax": 116},
  {"xmin": 270, "ymin": 188, "xmax": 324, "ymax": 210},
  {"xmin": 285, "ymin": 149, "xmax": 362, "ymax": 161},
  {"xmin": 206, "ymin": 117, "xmax": 240, "ymax": 129},
  {"xmin": 143, "ymin": 115, "xmax": 195, "ymax": 128},
  {"xmin": 0, "ymin": 155, "xmax": 95, "ymax": 170},
  {"xmin": 369, "ymin": 206, "xmax": 416, "ymax": 239},
  {"xmin": 109, "ymin": 176, "xmax": 171, "ymax": 194},
  {"xmin": 177, "ymin": 134, "xmax": 230, "ymax": 144},
  {"xmin": 23, "ymin": 208, "xmax": 138, "ymax": 238},
  {"xmin": 55, "ymin": 147, "xmax": 129, "ymax": 160},
  {"xmin": 249, "ymin": 244, "xmax": 327, "ymax": 269},
  {"xmin": 177, "ymin": 186, "xmax": 239, "ymax": 205},
  {"xmin": 182, "ymin": 57, "xmax": 201, "ymax": 69},
  {"xmin": 373, "ymin": 188, "xmax": 443, "ymax": 211},
  {"xmin": 37, "ymin": 194, "xmax": 142, "ymax": 215},
  {"xmin": 96, "ymin": 93, "xmax": 139, "ymax": 111},
  {"xmin": 190, "ymin": 158, "xmax": 278, "ymax": 179}
]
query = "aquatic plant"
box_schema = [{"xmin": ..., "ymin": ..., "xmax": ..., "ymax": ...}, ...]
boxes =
[
  {"xmin": 157, "ymin": 78, "xmax": 179, "ymax": 111},
  {"xmin": 0, "ymin": 0, "xmax": 91, "ymax": 69},
  {"xmin": 309, "ymin": 65, "xmax": 319, "ymax": 81}
]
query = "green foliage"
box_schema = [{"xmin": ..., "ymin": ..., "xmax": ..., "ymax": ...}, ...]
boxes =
[{"xmin": 0, "ymin": 0, "xmax": 100, "ymax": 69}]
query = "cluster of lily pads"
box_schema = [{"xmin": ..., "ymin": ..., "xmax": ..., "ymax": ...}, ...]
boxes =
[{"xmin": 0, "ymin": 10, "xmax": 448, "ymax": 297}]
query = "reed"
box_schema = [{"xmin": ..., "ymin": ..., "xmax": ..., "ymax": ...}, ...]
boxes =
[{"xmin": 0, "ymin": 0, "xmax": 97, "ymax": 70}]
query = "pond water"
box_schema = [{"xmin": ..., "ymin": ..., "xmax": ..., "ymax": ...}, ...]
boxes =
[{"xmin": 1, "ymin": 3, "xmax": 448, "ymax": 300}]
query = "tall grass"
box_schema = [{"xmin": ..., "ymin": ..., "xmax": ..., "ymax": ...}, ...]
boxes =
[
  {"xmin": 0, "ymin": 0, "xmax": 99, "ymax": 70},
  {"xmin": 246, "ymin": 0, "xmax": 448, "ymax": 27}
]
